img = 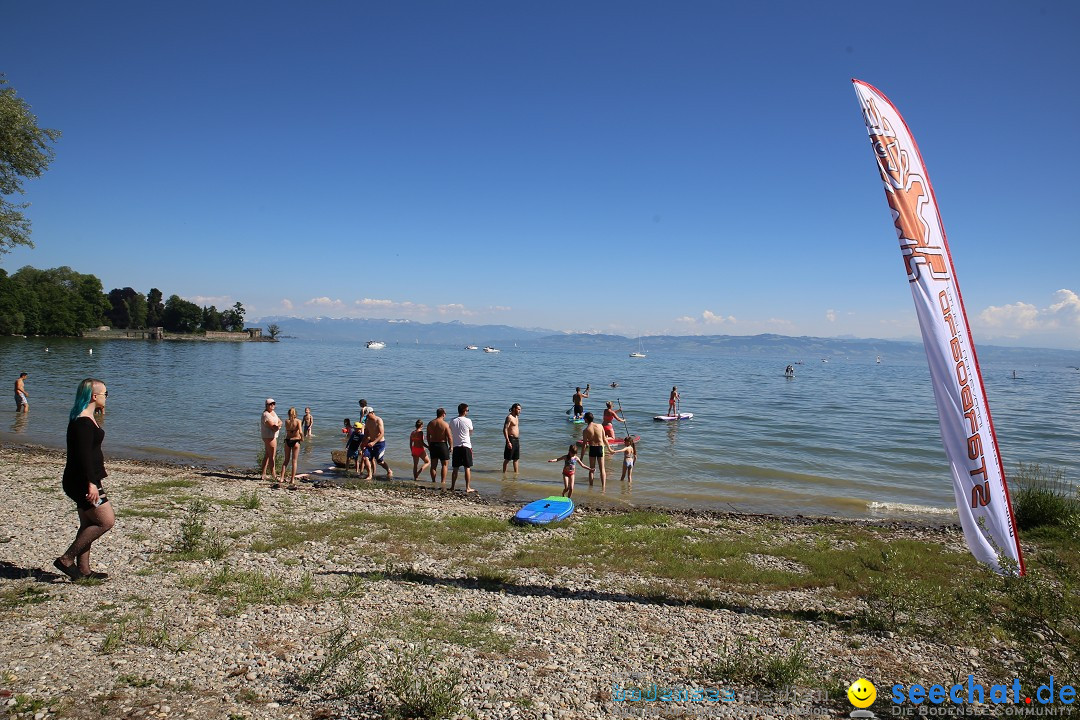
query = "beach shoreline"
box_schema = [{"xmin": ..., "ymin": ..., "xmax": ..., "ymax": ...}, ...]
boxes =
[
  {"xmin": 0, "ymin": 445, "xmax": 997, "ymax": 720},
  {"xmin": 0, "ymin": 439, "xmax": 962, "ymax": 530}
]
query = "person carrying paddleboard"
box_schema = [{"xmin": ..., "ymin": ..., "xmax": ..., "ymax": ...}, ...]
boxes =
[{"xmin": 668, "ymin": 386, "xmax": 680, "ymax": 417}]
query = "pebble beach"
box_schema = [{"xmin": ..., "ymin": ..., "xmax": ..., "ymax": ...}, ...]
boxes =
[{"xmin": 0, "ymin": 444, "xmax": 993, "ymax": 720}]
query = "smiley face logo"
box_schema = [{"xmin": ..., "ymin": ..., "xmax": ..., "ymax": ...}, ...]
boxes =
[{"xmin": 848, "ymin": 678, "xmax": 876, "ymax": 708}]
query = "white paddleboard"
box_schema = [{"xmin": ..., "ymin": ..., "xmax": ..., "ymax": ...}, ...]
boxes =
[{"xmin": 653, "ymin": 413, "xmax": 693, "ymax": 421}]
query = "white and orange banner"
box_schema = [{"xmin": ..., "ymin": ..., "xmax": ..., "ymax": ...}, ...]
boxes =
[{"xmin": 851, "ymin": 79, "xmax": 1024, "ymax": 575}]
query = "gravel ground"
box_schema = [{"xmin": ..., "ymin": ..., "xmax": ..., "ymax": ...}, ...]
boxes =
[{"xmin": 0, "ymin": 444, "xmax": 987, "ymax": 720}]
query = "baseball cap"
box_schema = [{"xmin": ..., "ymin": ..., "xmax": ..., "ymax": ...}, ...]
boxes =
[{"xmin": 266, "ymin": 398, "xmax": 275, "ymax": 405}]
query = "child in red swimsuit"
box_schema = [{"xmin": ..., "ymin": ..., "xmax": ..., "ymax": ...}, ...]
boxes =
[
  {"xmin": 548, "ymin": 444, "xmax": 591, "ymax": 498},
  {"xmin": 410, "ymin": 419, "xmax": 429, "ymax": 480}
]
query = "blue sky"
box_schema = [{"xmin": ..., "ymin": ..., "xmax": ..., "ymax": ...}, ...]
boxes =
[{"xmin": 3, "ymin": 1, "xmax": 1078, "ymax": 348}]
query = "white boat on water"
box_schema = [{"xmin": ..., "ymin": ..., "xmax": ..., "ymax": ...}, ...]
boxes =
[
  {"xmin": 465, "ymin": 345, "xmax": 479, "ymax": 350},
  {"xmin": 629, "ymin": 337, "xmax": 647, "ymax": 358},
  {"xmin": 365, "ymin": 340, "xmax": 386, "ymax": 350},
  {"xmin": 483, "ymin": 346, "xmax": 500, "ymax": 353}
]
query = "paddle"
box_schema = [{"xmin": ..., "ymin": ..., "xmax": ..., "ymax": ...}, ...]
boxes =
[{"xmin": 616, "ymin": 398, "xmax": 632, "ymax": 439}]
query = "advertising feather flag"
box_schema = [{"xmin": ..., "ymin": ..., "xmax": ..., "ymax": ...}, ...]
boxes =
[{"xmin": 851, "ymin": 79, "xmax": 1024, "ymax": 575}]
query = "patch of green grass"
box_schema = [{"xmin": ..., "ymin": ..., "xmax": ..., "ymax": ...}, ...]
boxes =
[
  {"xmin": 235, "ymin": 489, "xmax": 261, "ymax": 510},
  {"xmin": 0, "ymin": 583, "xmax": 50, "ymax": 610},
  {"xmin": 172, "ymin": 499, "xmax": 230, "ymax": 561},
  {"xmin": 117, "ymin": 674, "xmax": 156, "ymax": 688},
  {"xmin": 1011, "ymin": 463, "xmax": 1078, "ymax": 536},
  {"xmin": 126, "ymin": 478, "xmax": 199, "ymax": 500},
  {"xmin": 381, "ymin": 607, "xmax": 514, "ymax": 654},
  {"xmin": 249, "ymin": 510, "xmax": 513, "ymax": 555},
  {"xmin": 119, "ymin": 507, "xmax": 172, "ymax": 519},
  {"xmin": 384, "ymin": 644, "xmax": 463, "ymax": 720},
  {"xmin": 192, "ymin": 565, "xmax": 318, "ymax": 612},
  {"xmin": 700, "ymin": 637, "xmax": 813, "ymax": 690}
]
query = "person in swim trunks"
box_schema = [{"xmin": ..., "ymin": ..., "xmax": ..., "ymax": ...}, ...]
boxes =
[
  {"xmin": 361, "ymin": 410, "xmax": 392, "ymax": 479},
  {"xmin": 549, "ymin": 444, "xmax": 590, "ymax": 498},
  {"xmin": 580, "ymin": 412, "xmax": 611, "ymax": 489},
  {"xmin": 426, "ymin": 408, "xmax": 453, "ymax": 487},
  {"xmin": 449, "ymin": 403, "xmax": 475, "ymax": 493},
  {"xmin": 345, "ymin": 421, "xmax": 365, "ymax": 473},
  {"xmin": 571, "ymin": 385, "xmax": 590, "ymax": 419},
  {"xmin": 14, "ymin": 372, "xmax": 29, "ymax": 412},
  {"xmin": 502, "ymin": 403, "xmax": 522, "ymax": 473},
  {"xmin": 410, "ymin": 419, "xmax": 429, "ymax": 480},
  {"xmin": 668, "ymin": 386, "xmax": 680, "ymax": 417}
]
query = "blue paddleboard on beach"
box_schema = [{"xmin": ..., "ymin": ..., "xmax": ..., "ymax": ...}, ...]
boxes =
[{"xmin": 514, "ymin": 496, "xmax": 574, "ymax": 525}]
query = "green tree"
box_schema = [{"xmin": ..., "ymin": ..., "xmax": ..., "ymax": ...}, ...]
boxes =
[
  {"xmin": 266, "ymin": 323, "xmax": 281, "ymax": 339},
  {"xmin": 162, "ymin": 294, "xmax": 203, "ymax": 333},
  {"xmin": 202, "ymin": 305, "xmax": 223, "ymax": 332},
  {"xmin": 222, "ymin": 301, "xmax": 246, "ymax": 332},
  {"xmin": 127, "ymin": 290, "xmax": 147, "ymax": 329},
  {"xmin": 1, "ymin": 75, "xmax": 62, "ymax": 255},
  {"xmin": 146, "ymin": 288, "xmax": 164, "ymax": 327},
  {"xmin": 4, "ymin": 265, "xmax": 106, "ymax": 335},
  {"xmin": 106, "ymin": 287, "xmax": 148, "ymax": 329}
]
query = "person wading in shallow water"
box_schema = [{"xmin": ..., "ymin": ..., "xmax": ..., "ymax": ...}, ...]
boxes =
[
  {"xmin": 54, "ymin": 378, "xmax": 114, "ymax": 581},
  {"xmin": 502, "ymin": 403, "xmax": 522, "ymax": 473}
]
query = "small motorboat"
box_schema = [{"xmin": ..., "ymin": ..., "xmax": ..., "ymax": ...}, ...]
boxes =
[
  {"xmin": 366, "ymin": 340, "xmax": 386, "ymax": 349},
  {"xmin": 483, "ymin": 346, "xmax": 500, "ymax": 353},
  {"xmin": 465, "ymin": 345, "xmax": 479, "ymax": 350}
]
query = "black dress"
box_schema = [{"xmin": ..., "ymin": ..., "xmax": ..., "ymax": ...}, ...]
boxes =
[{"xmin": 62, "ymin": 416, "xmax": 108, "ymax": 510}]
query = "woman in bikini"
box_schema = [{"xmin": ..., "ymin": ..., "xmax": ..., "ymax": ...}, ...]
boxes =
[{"xmin": 279, "ymin": 407, "xmax": 303, "ymax": 488}]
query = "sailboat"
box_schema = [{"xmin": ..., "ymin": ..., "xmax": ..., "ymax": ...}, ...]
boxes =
[{"xmin": 629, "ymin": 337, "xmax": 647, "ymax": 358}]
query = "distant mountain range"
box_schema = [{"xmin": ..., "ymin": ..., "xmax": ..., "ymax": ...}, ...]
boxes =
[{"xmin": 255, "ymin": 316, "xmax": 1080, "ymax": 365}]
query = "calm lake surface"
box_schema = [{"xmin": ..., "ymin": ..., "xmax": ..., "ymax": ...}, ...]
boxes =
[{"xmin": 2, "ymin": 336, "xmax": 1078, "ymax": 520}]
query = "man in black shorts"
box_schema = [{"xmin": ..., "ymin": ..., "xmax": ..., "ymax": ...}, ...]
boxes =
[
  {"xmin": 426, "ymin": 408, "xmax": 453, "ymax": 488},
  {"xmin": 502, "ymin": 403, "xmax": 521, "ymax": 473},
  {"xmin": 580, "ymin": 412, "xmax": 611, "ymax": 489},
  {"xmin": 449, "ymin": 403, "xmax": 475, "ymax": 493}
]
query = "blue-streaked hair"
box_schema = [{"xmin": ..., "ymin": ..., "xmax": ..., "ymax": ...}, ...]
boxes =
[{"xmin": 69, "ymin": 378, "xmax": 101, "ymax": 421}]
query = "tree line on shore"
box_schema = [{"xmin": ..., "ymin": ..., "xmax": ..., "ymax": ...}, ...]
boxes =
[{"xmin": 0, "ymin": 264, "xmax": 246, "ymax": 337}]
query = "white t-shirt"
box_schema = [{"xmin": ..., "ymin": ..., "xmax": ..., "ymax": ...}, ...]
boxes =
[{"xmin": 449, "ymin": 415, "xmax": 473, "ymax": 448}]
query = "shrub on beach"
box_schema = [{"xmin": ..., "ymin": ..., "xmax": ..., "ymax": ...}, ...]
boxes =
[{"xmin": 1011, "ymin": 463, "xmax": 1079, "ymax": 534}]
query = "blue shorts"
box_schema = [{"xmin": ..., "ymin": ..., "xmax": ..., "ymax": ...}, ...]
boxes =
[{"xmin": 364, "ymin": 440, "xmax": 386, "ymax": 462}]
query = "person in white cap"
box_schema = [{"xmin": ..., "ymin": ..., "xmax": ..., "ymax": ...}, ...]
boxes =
[{"xmin": 260, "ymin": 398, "xmax": 281, "ymax": 482}]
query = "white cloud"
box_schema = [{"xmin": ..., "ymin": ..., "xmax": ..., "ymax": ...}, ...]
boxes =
[
  {"xmin": 438, "ymin": 303, "xmax": 477, "ymax": 317},
  {"xmin": 701, "ymin": 310, "xmax": 736, "ymax": 325},
  {"xmin": 304, "ymin": 297, "xmax": 345, "ymax": 310},
  {"xmin": 280, "ymin": 299, "xmax": 293, "ymax": 311},
  {"xmin": 187, "ymin": 295, "xmax": 233, "ymax": 308},
  {"xmin": 825, "ymin": 309, "xmax": 837, "ymax": 323},
  {"xmin": 977, "ymin": 289, "xmax": 1080, "ymax": 335}
]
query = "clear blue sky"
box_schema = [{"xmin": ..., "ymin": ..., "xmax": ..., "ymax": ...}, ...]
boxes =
[{"xmin": 4, "ymin": 1, "xmax": 1078, "ymax": 348}]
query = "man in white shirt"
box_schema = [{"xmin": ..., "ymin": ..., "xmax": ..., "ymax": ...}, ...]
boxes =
[{"xmin": 449, "ymin": 403, "xmax": 475, "ymax": 493}]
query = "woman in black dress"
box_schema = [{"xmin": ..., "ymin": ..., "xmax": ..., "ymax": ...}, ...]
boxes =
[{"xmin": 54, "ymin": 378, "xmax": 114, "ymax": 581}]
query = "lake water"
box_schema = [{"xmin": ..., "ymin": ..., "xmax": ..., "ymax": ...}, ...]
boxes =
[{"xmin": 2, "ymin": 336, "xmax": 1078, "ymax": 520}]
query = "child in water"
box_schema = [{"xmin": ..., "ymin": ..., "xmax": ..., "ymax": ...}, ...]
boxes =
[
  {"xmin": 410, "ymin": 419, "xmax": 429, "ymax": 480},
  {"xmin": 548, "ymin": 444, "xmax": 592, "ymax": 498},
  {"xmin": 608, "ymin": 437, "xmax": 637, "ymax": 484}
]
